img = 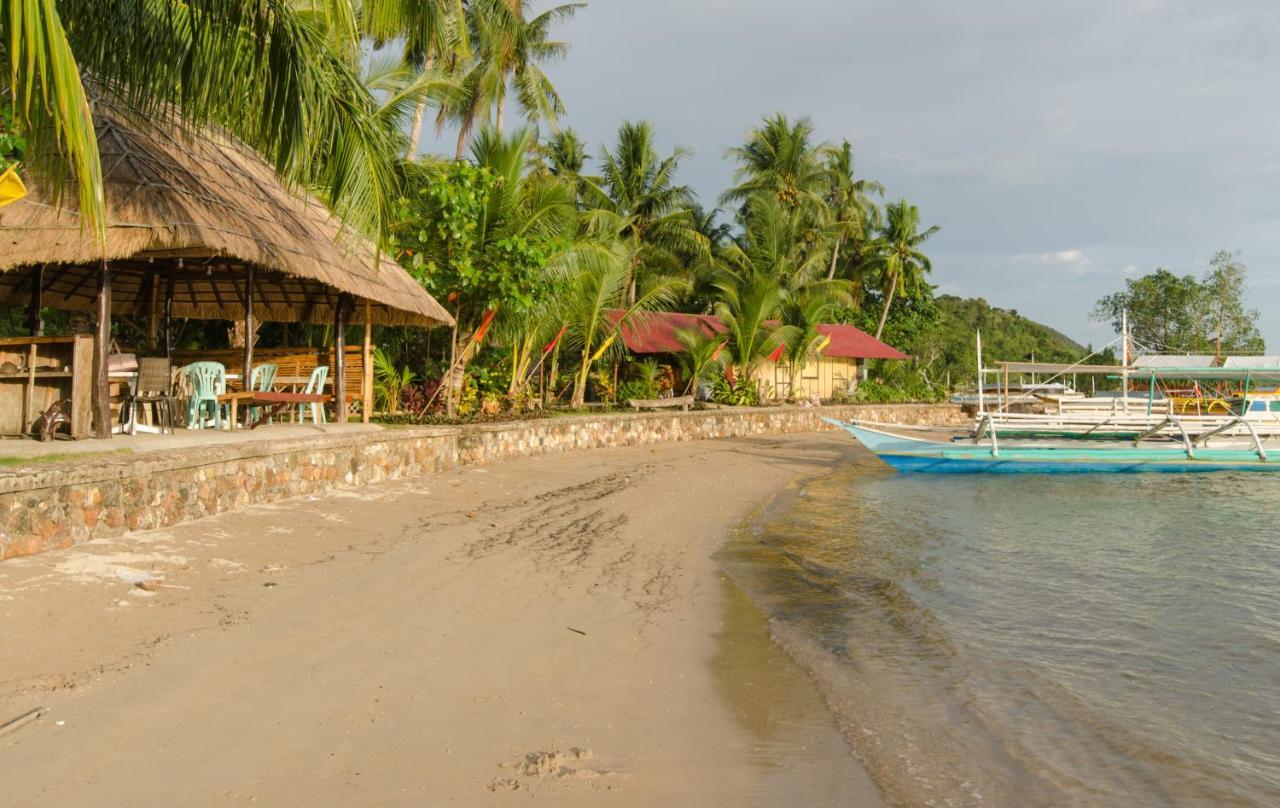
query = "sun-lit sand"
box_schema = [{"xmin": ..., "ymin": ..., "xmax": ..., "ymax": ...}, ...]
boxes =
[{"xmin": 0, "ymin": 433, "xmax": 881, "ymax": 806}]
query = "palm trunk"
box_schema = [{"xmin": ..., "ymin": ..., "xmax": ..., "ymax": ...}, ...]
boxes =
[
  {"xmin": 406, "ymin": 97, "xmax": 428, "ymax": 160},
  {"xmin": 455, "ymin": 122, "xmax": 470, "ymax": 160},
  {"xmin": 445, "ymin": 299, "xmax": 462, "ymax": 416},
  {"xmin": 826, "ymin": 235, "xmax": 843, "ymax": 281},
  {"xmin": 572, "ymin": 346, "xmax": 591, "ymax": 408},
  {"xmin": 545, "ymin": 340, "xmax": 560, "ymax": 404},
  {"xmin": 404, "ymin": 56, "xmax": 435, "ymax": 160},
  {"xmin": 874, "ymin": 274, "xmax": 897, "ymax": 342},
  {"xmin": 495, "ymin": 93, "xmax": 506, "ymax": 135}
]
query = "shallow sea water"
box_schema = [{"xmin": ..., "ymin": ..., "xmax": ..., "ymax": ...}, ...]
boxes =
[{"xmin": 722, "ymin": 450, "xmax": 1280, "ymax": 807}]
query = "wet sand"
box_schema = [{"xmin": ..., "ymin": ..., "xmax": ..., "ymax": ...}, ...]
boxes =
[{"xmin": 0, "ymin": 434, "xmax": 882, "ymax": 806}]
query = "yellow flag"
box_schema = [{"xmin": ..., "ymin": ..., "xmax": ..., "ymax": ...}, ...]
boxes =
[
  {"xmin": 0, "ymin": 163, "xmax": 27, "ymax": 209},
  {"xmin": 813, "ymin": 334, "xmax": 832, "ymax": 356},
  {"xmin": 589, "ymin": 333, "xmax": 618, "ymax": 363}
]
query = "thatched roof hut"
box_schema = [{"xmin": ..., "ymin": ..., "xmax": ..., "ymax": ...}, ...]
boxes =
[{"xmin": 0, "ymin": 89, "xmax": 452, "ymax": 328}]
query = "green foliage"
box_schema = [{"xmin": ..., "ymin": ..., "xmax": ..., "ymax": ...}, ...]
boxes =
[
  {"xmin": 711, "ymin": 372, "xmax": 760, "ymax": 406},
  {"xmin": 372, "ymin": 347, "xmax": 416, "ymax": 414},
  {"xmin": 1092, "ymin": 253, "xmax": 1264, "ymax": 355},
  {"xmin": 618, "ymin": 358, "xmax": 661, "ymax": 402},
  {"xmin": 0, "ymin": 106, "xmax": 24, "ymax": 170}
]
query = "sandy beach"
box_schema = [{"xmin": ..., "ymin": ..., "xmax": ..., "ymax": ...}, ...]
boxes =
[{"xmin": 0, "ymin": 433, "xmax": 882, "ymax": 806}]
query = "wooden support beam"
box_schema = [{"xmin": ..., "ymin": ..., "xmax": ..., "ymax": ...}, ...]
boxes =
[
  {"xmin": 93, "ymin": 260, "xmax": 112, "ymax": 439},
  {"xmin": 27, "ymin": 265, "xmax": 44, "ymax": 336},
  {"xmin": 242, "ymin": 264, "xmax": 255, "ymax": 398},
  {"xmin": 163, "ymin": 272, "xmax": 174, "ymax": 358},
  {"xmin": 147, "ymin": 269, "xmax": 158, "ymax": 347},
  {"xmin": 334, "ymin": 293, "xmax": 350, "ymax": 423},
  {"xmin": 362, "ymin": 299, "xmax": 373, "ymax": 424}
]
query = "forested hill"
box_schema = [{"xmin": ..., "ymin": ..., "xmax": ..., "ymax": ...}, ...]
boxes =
[
  {"xmin": 934, "ymin": 295, "xmax": 1087, "ymax": 363},
  {"xmin": 899, "ymin": 295, "xmax": 1092, "ymax": 391}
]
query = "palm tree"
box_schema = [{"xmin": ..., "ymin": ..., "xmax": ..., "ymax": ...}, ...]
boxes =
[
  {"xmin": 553, "ymin": 220, "xmax": 683, "ymax": 407},
  {"xmin": 824, "ymin": 140, "xmax": 883, "ymax": 280},
  {"xmin": 582, "ymin": 120, "xmax": 706, "ymax": 304},
  {"xmin": 2, "ymin": 0, "xmax": 457, "ymax": 241},
  {"xmin": 711, "ymin": 265, "xmax": 793, "ymax": 394},
  {"xmin": 443, "ymin": 0, "xmax": 581, "ymax": 158},
  {"xmin": 542, "ymin": 128, "xmax": 588, "ymax": 177},
  {"xmin": 366, "ymin": 0, "xmax": 469, "ymax": 159},
  {"xmin": 871, "ymin": 200, "xmax": 940, "ymax": 341},
  {"xmin": 722, "ymin": 113, "xmax": 832, "ymax": 221}
]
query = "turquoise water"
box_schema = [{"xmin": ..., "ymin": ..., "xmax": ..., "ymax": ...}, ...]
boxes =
[{"xmin": 722, "ymin": 451, "xmax": 1280, "ymax": 806}]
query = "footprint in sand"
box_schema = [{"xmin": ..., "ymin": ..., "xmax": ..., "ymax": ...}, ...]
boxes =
[{"xmin": 502, "ymin": 747, "xmax": 603, "ymax": 781}]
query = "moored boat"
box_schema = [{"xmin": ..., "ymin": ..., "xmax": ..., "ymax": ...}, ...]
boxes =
[{"xmin": 824, "ymin": 418, "xmax": 1280, "ymax": 474}]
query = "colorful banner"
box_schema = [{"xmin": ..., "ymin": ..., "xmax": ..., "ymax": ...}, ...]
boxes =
[
  {"xmin": 471, "ymin": 307, "xmax": 498, "ymax": 344},
  {"xmin": 0, "ymin": 164, "xmax": 26, "ymax": 209},
  {"xmin": 543, "ymin": 324, "xmax": 568, "ymax": 354}
]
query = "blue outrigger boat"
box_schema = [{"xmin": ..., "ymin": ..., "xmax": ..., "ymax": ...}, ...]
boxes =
[{"xmin": 825, "ymin": 419, "xmax": 1280, "ymax": 474}]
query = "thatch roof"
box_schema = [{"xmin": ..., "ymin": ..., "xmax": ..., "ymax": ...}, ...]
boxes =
[{"xmin": 0, "ymin": 89, "xmax": 452, "ymax": 328}]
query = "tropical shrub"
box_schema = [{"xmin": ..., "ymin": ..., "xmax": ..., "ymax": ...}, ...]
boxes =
[{"xmin": 712, "ymin": 373, "xmax": 760, "ymax": 407}]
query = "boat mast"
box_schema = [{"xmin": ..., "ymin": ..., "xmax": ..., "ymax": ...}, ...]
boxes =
[
  {"xmin": 976, "ymin": 329, "xmax": 985, "ymax": 416},
  {"xmin": 1121, "ymin": 309, "xmax": 1130, "ymax": 414}
]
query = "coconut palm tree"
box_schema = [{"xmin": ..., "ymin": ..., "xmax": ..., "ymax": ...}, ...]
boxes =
[
  {"xmin": 582, "ymin": 120, "xmax": 706, "ymax": 304},
  {"xmin": 722, "ymin": 113, "xmax": 832, "ymax": 222},
  {"xmin": 442, "ymin": 0, "xmax": 581, "ymax": 158},
  {"xmin": 2, "ymin": 0, "xmax": 459, "ymax": 240},
  {"xmin": 871, "ymin": 200, "xmax": 940, "ymax": 341},
  {"xmin": 554, "ymin": 218, "xmax": 683, "ymax": 407},
  {"xmin": 824, "ymin": 139, "xmax": 883, "ymax": 280},
  {"xmin": 366, "ymin": 0, "xmax": 468, "ymax": 159},
  {"xmin": 543, "ymin": 128, "xmax": 588, "ymax": 177}
]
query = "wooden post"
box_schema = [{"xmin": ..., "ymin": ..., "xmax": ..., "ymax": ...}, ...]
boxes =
[
  {"xmin": 362, "ymin": 299, "xmax": 373, "ymax": 424},
  {"xmin": 27, "ymin": 265, "xmax": 44, "ymax": 336},
  {"xmin": 242, "ymin": 264, "xmax": 255, "ymax": 396},
  {"xmin": 148, "ymin": 272, "xmax": 159, "ymax": 348},
  {"xmin": 334, "ymin": 293, "xmax": 349, "ymax": 423},
  {"xmin": 163, "ymin": 271, "xmax": 174, "ymax": 358},
  {"xmin": 93, "ymin": 260, "xmax": 112, "ymax": 439}
]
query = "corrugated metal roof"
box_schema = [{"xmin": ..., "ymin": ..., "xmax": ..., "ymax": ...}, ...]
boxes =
[
  {"xmin": 1131, "ymin": 354, "xmax": 1217, "ymax": 368},
  {"xmin": 611, "ymin": 311, "xmax": 909, "ymax": 359},
  {"xmin": 1221, "ymin": 356, "xmax": 1280, "ymax": 369}
]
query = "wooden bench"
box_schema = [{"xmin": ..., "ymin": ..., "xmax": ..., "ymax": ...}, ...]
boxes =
[{"xmin": 627, "ymin": 395, "xmax": 693, "ymax": 412}]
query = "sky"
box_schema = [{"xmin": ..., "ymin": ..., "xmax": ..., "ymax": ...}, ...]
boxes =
[{"xmin": 421, "ymin": 0, "xmax": 1280, "ymax": 350}]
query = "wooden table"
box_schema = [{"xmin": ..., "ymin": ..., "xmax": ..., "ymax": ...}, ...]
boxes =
[{"xmin": 217, "ymin": 391, "xmax": 328, "ymax": 429}]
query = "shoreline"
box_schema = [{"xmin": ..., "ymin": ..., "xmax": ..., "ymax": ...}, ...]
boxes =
[{"xmin": 0, "ymin": 433, "xmax": 883, "ymax": 806}]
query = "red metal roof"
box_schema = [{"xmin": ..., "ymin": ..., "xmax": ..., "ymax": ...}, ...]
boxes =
[
  {"xmin": 816, "ymin": 323, "xmax": 909, "ymax": 360},
  {"xmin": 611, "ymin": 311, "xmax": 726, "ymax": 353},
  {"xmin": 611, "ymin": 311, "xmax": 907, "ymax": 360}
]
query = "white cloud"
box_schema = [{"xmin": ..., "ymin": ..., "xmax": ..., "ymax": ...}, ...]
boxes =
[{"xmin": 1011, "ymin": 249, "xmax": 1091, "ymax": 267}]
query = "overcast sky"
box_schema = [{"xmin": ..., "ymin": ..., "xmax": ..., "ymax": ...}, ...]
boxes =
[{"xmin": 421, "ymin": 0, "xmax": 1280, "ymax": 349}]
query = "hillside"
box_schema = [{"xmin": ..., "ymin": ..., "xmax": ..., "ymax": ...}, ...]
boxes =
[{"xmin": 882, "ymin": 295, "xmax": 1094, "ymax": 393}]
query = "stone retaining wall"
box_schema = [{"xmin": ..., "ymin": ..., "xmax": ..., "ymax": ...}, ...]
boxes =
[{"xmin": 0, "ymin": 403, "xmax": 962, "ymax": 561}]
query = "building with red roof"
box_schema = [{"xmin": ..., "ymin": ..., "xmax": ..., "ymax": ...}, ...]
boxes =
[{"xmin": 611, "ymin": 311, "xmax": 908, "ymax": 400}]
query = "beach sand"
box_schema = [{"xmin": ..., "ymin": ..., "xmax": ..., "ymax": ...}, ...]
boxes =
[{"xmin": 0, "ymin": 433, "xmax": 882, "ymax": 806}]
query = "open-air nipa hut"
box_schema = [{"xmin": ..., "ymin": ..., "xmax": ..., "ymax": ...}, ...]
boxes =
[{"xmin": 0, "ymin": 90, "xmax": 452, "ymax": 438}]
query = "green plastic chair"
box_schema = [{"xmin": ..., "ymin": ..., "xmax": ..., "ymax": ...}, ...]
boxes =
[
  {"xmin": 249, "ymin": 363, "xmax": 278, "ymax": 425},
  {"xmin": 183, "ymin": 362, "xmax": 226, "ymax": 429},
  {"xmin": 298, "ymin": 365, "xmax": 329, "ymax": 424}
]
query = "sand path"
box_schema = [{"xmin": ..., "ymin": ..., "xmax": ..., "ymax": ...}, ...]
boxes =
[{"xmin": 0, "ymin": 433, "xmax": 882, "ymax": 806}]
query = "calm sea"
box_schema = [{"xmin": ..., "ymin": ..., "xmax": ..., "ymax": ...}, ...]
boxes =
[{"xmin": 722, "ymin": 451, "xmax": 1280, "ymax": 807}]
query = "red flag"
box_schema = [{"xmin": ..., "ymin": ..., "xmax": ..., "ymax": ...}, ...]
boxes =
[
  {"xmin": 471, "ymin": 307, "xmax": 498, "ymax": 344},
  {"xmin": 767, "ymin": 342, "xmax": 786, "ymax": 363},
  {"xmin": 543, "ymin": 324, "xmax": 568, "ymax": 354},
  {"xmin": 710, "ymin": 340, "xmax": 725, "ymax": 361}
]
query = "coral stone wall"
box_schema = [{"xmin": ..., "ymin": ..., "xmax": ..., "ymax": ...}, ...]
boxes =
[{"xmin": 0, "ymin": 404, "xmax": 962, "ymax": 560}]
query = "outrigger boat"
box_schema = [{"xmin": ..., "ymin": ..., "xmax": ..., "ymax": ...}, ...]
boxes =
[
  {"xmin": 827, "ymin": 318, "xmax": 1280, "ymax": 473},
  {"xmin": 825, "ymin": 419, "xmax": 1280, "ymax": 474}
]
